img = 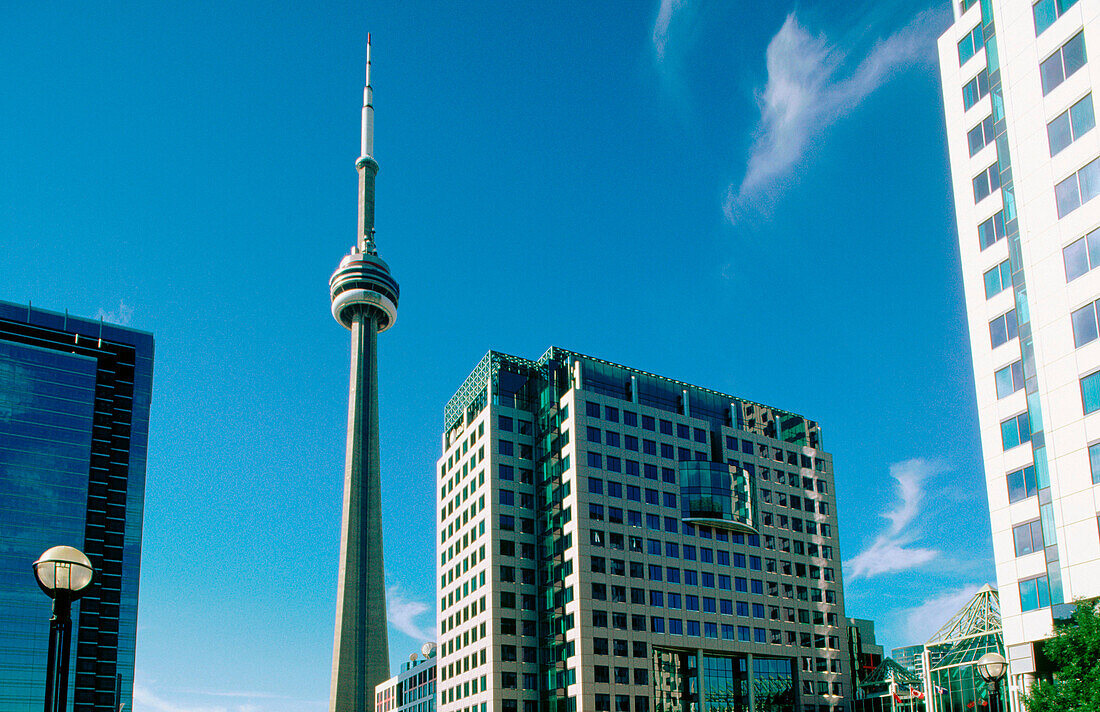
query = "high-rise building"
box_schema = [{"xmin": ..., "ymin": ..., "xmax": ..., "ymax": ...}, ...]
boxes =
[
  {"xmin": 375, "ymin": 645, "xmax": 437, "ymax": 712},
  {"xmin": 890, "ymin": 645, "xmax": 925, "ymax": 678},
  {"xmin": 0, "ymin": 301, "xmax": 154, "ymax": 711},
  {"xmin": 845, "ymin": 618, "xmax": 883, "ymax": 692},
  {"xmin": 328, "ymin": 36, "xmax": 401, "ymax": 712},
  {"xmin": 435, "ymin": 348, "xmax": 848, "ymax": 712},
  {"xmin": 937, "ymin": 0, "xmax": 1100, "ymax": 705}
]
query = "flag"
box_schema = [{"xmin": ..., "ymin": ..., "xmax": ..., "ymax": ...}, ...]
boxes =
[
  {"xmin": 935, "ymin": 685, "xmax": 947, "ymax": 695},
  {"xmin": 893, "ymin": 690, "xmax": 903, "ymax": 703},
  {"xmin": 910, "ymin": 687, "xmax": 926, "ymax": 700}
]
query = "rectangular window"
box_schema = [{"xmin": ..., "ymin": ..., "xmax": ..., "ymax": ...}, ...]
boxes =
[
  {"xmin": 969, "ymin": 114, "xmax": 996, "ymax": 156},
  {"xmin": 1019, "ymin": 574, "xmax": 1051, "ymax": 611},
  {"xmin": 1041, "ymin": 31, "xmax": 1087, "ymax": 95},
  {"xmin": 979, "ymin": 210, "xmax": 1007, "ymax": 250},
  {"xmin": 1007, "ymin": 465, "xmax": 1037, "ymax": 503},
  {"xmin": 963, "ymin": 69, "xmax": 990, "ymax": 110},
  {"xmin": 1013, "ymin": 519, "xmax": 1044, "ymax": 556},
  {"xmin": 1072, "ymin": 300, "xmax": 1099, "ymax": 347},
  {"xmin": 1049, "ymin": 94, "xmax": 1095, "ymax": 156},
  {"xmin": 1089, "ymin": 442, "xmax": 1100, "ymax": 484},
  {"xmin": 995, "ymin": 360, "xmax": 1024, "ymax": 399},
  {"xmin": 989, "ymin": 308, "xmax": 1018, "ymax": 348},
  {"xmin": 1034, "ymin": 0, "xmax": 1080, "ymax": 36},
  {"xmin": 958, "ymin": 25, "xmax": 984, "ymax": 65},
  {"xmin": 973, "ymin": 161, "xmax": 1001, "ymax": 202},
  {"xmin": 1081, "ymin": 370, "xmax": 1100, "ymax": 413},
  {"xmin": 1064, "ymin": 228, "xmax": 1100, "ymax": 281},
  {"xmin": 984, "ymin": 259, "xmax": 1012, "ymax": 298},
  {"xmin": 1057, "ymin": 156, "xmax": 1100, "ymax": 218},
  {"xmin": 1001, "ymin": 411, "xmax": 1032, "ymax": 450}
]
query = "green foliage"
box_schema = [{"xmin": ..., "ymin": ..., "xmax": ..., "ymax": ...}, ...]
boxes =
[{"xmin": 1024, "ymin": 599, "xmax": 1100, "ymax": 712}]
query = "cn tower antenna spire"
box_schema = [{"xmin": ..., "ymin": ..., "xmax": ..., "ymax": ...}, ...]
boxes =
[{"xmin": 361, "ymin": 34, "xmax": 373, "ymax": 159}]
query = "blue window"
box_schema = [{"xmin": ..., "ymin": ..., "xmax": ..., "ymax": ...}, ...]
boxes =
[
  {"xmin": 1041, "ymin": 32, "xmax": 1087, "ymax": 95},
  {"xmin": 973, "ymin": 161, "xmax": 1001, "ymax": 203},
  {"xmin": 607, "ymin": 481, "xmax": 622, "ymax": 498},
  {"xmin": 651, "ymin": 617, "xmax": 664, "ymax": 633},
  {"xmin": 1019, "ymin": 575, "xmax": 1051, "ymax": 611},
  {"xmin": 642, "ymin": 415, "xmax": 655, "ymax": 431},
  {"xmin": 963, "ymin": 69, "xmax": 989, "ymax": 110},
  {"xmin": 660, "ymin": 419, "xmax": 673, "ymax": 435},
  {"xmin": 686, "ymin": 620, "xmax": 700, "ymax": 637},
  {"xmin": 668, "ymin": 593, "xmax": 681, "ymax": 608},
  {"xmin": 968, "ymin": 115, "xmax": 995, "ymax": 156},
  {"xmin": 752, "ymin": 603, "xmax": 765, "ymax": 619},
  {"xmin": 586, "ymin": 401, "xmax": 601, "ymax": 418},
  {"xmin": 735, "ymin": 577, "xmax": 748, "ymax": 592},
  {"xmin": 624, "ymin": 411, "xmax": 637, "ymax": 427},
  {"xmin": 733, "ymin": 553, "xmax": 746, "ymax": 568},
  {"xmin": 979, "ymin": 210, "xmax": 1006, "ymax": 250},
  {"xmin": 499, "ymin": 464, "xmax": 514, "ymax": 480},
  {"xmin": 589, "ymin": 477, "xmax": 604, "ymax": 494},
  {"xmin": 588, "ymin": 452, "xmax": 602, "ymax": 468},
  {"xmin": 1012, "ymin": 519, "xmax": 1044, "ymax": 556},
  {"xmin": 663, "ymin": 492, "xmax": 677, "ymax": 508},
  {"xmin": 1056, "ymin": 156, "xmax": 1100, "ymax": 218},
  {"xmin": 720, "ymin": 599, "xmax": 733, "ymax": 615},
  {"xmin": 722, "ymin": 624, "xmax": 735, "ymax": 640},
  {"xmin": 605, "ymin": 431, "xmax": 620, "ymax": 448},
  {"xmin": 1049, "ymin": 94, "xmax": 1095, "ymax": 156},
  {"xmin": 661, "ymin": 443, "xmax": 674, "ymax": 459},
  {"xmin": 701, "ymin": 572, "xmax": 714, "ymax": 588},
  {"xmin": 1063, "ymin": 227, "xmax": 1100, "ymax": 281},
  {"xmin": 678, "ymin": 447, "xmax": 692, "ymax": 461},
  {"xmin": 693, "ymin": 427, "xmax": 707, "ymax": 443},
  {"xmin": 725, "ymin": 436, "xmax": 737, "ymax": 450},
  {"xmin": 650, "ymin": 590, "xmax": 664, "ymax": 607},
  {"xmin": 958, "ymin": 24, "xmax": 984, "ymax": 65},
  {"xmin": 498, "ymin": 415, "xmax": 513, "ymax": 431},
  {"xmin": 624, "ymin": 435, "xmax": 638, "ymax": 451},
  {"xmin": 1081, "ymin": 370, "xmax": 1100, "ymax": 413},
  {"xmin": 628, "ymin": 510, "xmax": 642, "ymax": 527},
  {"xmin": 626, "ymin": 460, "xmax": 639, "ymax": 476},
  {"xmin": 1001, "ymin": 412, "xmax": 1031, "ymax": 450},
  {"xmin": 587, "ymin": 426, "xmax": 601, "ymax": 443},
  {"xmin": 626, "ymin": 485, "xmax": 640, "ymax": 501},
  {"xmin": 684, "ymin": 545, "xmax": 696, "ymax": 561},
  {"xmin": 749, "ymin": 556, "xmax": 762, "ymax": 571},
  {"xmin": 1089, "ymin": 442, "xmax": 1100, "ymax": 484},
  {"xmin": 989, "ymin": 309, "xmax": 1018, "ymax": 348},
  {"xmin": 684, "ymin": 570, "xmax": 698, "ymax": 585},
  {"xmin": 664, "ymin": 517, "xmax": 678, "ymax": 533},
  {"xmin": 738, "ymin": 626, "xmax": 750, "ymax": 642},
  {"xmin": 667, "ymin": 569, "xmax": 680, "ymax": 584},
  {"xmin": 607, "ymin": 456, "xmax": 622, "ymax": 473},
  {"xmin": 751, "ymin": 580, "xmax": 763, "ymax": 595},
  {"xmin": 649, "ymin": 565, "xmax": 663, "ymax": 581},
  {"xmin": 1006, "ymin": 465, "xmax": 1037, "ymax": 503},
  {"xmin": 643, "ymin": 440, "xmax": 657, "ymax": 455},
  {"xmin": 647, "ymin": 514, "xmax": 661, "ymax": 530},
  {"xmin": 984, "ymin": 259, "xmax": 1012, "ymax": 298},
  {"xmin": 716, "ymin": 550, "xmax": 729, "ymax": 566},
  {"xmin": 1034, "ymin": 0, "xmax": 1079, "ymax": 36},
  {"xmin": 718, "ymin": 575, "xmax": 731, "ymax": 590},
  {"xmin": 741, "ymin": 440, "xmax": 753, "ymax": 455},
  {"xmin": 677, "ymin": 423, "xmax": 690, "ymax": 438},
  {"xmin": 736, "ymin": 601, "xmax": 749, "ymax": 616},
  {"xmin": 665, "ymin": 542, "xmax": 679, "ymax": 558},
  {"xmin": 754, "ymin": 628, "xmax": 767, "ymax": 643},
  {"xmin": 705, "ymin": 622, "xmax": 719, "ymax": 639},
  {"xmin": 645, "ymin": 488, "xmax": 658, "ymax": 505},
  {"xmin": 668, "ymin": 619, "xmax": 683, "ymax": 635},
  {"xmin": 499, "ymin": 440, "xmax": 514, "ymax": 456},
  {"xmin": 604, "ymin": 406, "xmax": 619, "ymax": 423},
  {"xmin": 995, "ymin": 361, "xmax": 1024, "ymax": 399},
  {"xmin": 648, "ymin": 539, "xmax": 662, "ymax": 555},
  {"xmin": 662, "ymin": 467, "xmax": 676, "ymax": 483},
  {"xmin": 644, "ymin": 463, "xmax": 658, "ymax": 479},
  {"xmin": 1072, "ymin": 300, "xmax": 1100, "ymax": 347}
]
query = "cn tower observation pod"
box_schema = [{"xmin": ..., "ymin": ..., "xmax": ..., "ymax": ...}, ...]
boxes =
[{"xmin": 679, "ymin": 461, "xmax": 757, "ymax": 533}]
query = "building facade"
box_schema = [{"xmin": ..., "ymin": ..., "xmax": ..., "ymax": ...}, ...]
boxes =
[
  {"xmin": 0, "ymin": 301, "xmax": 154, "ymax": 711},
  {"xmin": 847, "ymin": 618, "xmax": 884, "ymax": 693},
  {"xmin": 375, "ymin": 647, "xmax": 438, "ymax": 712},
  {"xmin": 937, "ymin": 0, "xmax": 1100, "ymax": 704},
  {"xmin": 435, "ymin": 348, "xmax": 848, "ymax": 712}
]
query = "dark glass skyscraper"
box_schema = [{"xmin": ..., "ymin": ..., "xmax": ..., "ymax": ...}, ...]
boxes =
[{"xmin": 0, "ymin": 301, "xmax": 153, "ymax": 712}]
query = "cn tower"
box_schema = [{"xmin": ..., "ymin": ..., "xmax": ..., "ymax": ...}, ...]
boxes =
[{"xmin": 327, "ymin": 35, "xmax": 399, "ymax": 711}]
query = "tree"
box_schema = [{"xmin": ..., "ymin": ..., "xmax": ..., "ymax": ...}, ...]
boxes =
[{"xmin": 1023, "ymin": 598, "xmax": 1100, "ymax": 712}]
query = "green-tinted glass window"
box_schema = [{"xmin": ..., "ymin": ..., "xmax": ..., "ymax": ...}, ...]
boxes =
[
  {"xmin": 1089, "ymin": 442, "xmax": 1100, "ymax": 484},
  {"xmin": 1081, "ymin": 370, "xmax": 1100, "ymax": 413}
]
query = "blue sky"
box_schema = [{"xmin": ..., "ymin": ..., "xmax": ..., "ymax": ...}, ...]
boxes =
[{"xmin": 2, "ymin": 2, "xmax": 994, "ymax": 710}]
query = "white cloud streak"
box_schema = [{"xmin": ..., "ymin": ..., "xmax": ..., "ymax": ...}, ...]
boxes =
[
  {"xmin": 652, "ymin": 0, "xmax": 686, "ymax": 61},
  {"xmin": 96, "ymin": 299, "xmax": 134, "ymax": 326},
  {"xmin": 725, "ymin": 10, "xmax": 941, "ymax": 223},
  {"xmin": 845, "ymin": 458, "xmax": 942, "ymax": 580},
  {"xmin": 387, "ymin": 582, "xmax": 434, "ymax": 641},
  {"xmin": 900, "ymin": 583, "xmax": 984, "ymax": 644}
]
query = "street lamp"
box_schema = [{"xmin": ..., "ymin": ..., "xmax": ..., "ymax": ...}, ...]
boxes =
[
  {"xmin": 33, "ymin": 546, "xmax": 94, "ymax": 712},
  {"xmin": 975, "ymin": 652, "xmax": 1007, "ymax": 711}
]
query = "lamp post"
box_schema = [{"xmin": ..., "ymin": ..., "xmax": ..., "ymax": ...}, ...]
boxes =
[
  {"xmin": 975, "ymin": 652, "xmax": 1007, "ymax": 712},
  {"xmin": 33, "ymin": 546, "xmax": 94, "ymax": 712}
]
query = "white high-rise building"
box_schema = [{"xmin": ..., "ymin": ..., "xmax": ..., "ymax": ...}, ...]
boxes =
[
  {"xmin": 938, "ymin": 0, "xmax": 1100, "ymax": 706},
  {"xmin": 435, "ymin": 348, "xmax": 848, "ymax": 712}
]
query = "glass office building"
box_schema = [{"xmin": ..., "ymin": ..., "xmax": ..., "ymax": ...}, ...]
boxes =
[
  {"xmin": 435, "ymin": 348, "xmax": 848, "ymax": 712},
  {"xmin": 938, "ymin": 2, "xmax": 1100, "ymax": 706},
  {"xmin": 0, "ymin": 301, "xmax": 153, "ymax": 711}
]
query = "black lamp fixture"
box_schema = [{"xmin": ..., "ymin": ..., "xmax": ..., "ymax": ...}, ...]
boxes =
[
  {"xmin": 33, "ymin": 546, "xmax": 94, "ymax": 712},
  {"xmin": 975, "ymin": 651, "xmax": 1008, "ymax": 711}
]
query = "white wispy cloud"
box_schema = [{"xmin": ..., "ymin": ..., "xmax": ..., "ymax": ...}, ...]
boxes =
[
  {"xmin": 652, "ymin": 0, "xmax": 687, "ymax": 61},
  {"xmin": 725, "ymin": 10, "xmax": 941, "ymax": 223},
  {"xmin": 133, "ymin": 683, "xmax": 234, "ymax": 712},
  {"xmin": 846, "ymin": 458, "xmax": 942, "ymax": 580},
  {"xmin": 95, "ymin": 299, "xmax": 134, "ymax": 326},
  {"xmin": 900, "ymin": 583, "xmax": 984, "ymax": 643},
  {"xmin": 388, "ymin": 582, "xmax": 434, "ymax": 641}
]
